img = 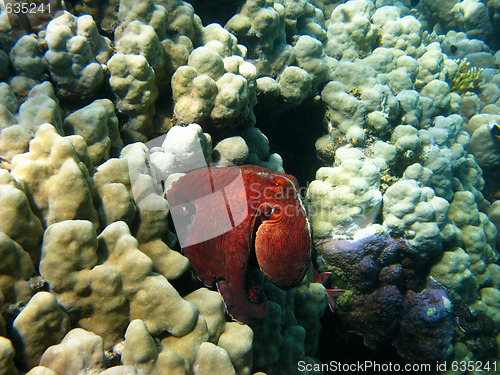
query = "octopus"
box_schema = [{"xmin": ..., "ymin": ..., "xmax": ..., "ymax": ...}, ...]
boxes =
[{"xmin": 166, "ymin": 165, "xmax": 311, "ymax": 325}]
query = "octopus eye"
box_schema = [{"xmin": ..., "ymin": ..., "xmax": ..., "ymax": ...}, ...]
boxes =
[
  {"xmin": 269, "ymin": 206, "xmax": 282, "ymax": 220},
  {"xmin": 261, "ymin": 205, "xmax": 282, "ymax": 221},
  {"xmin": 261, "ymin": 205, "xmax": 272, "ymax": 218}
]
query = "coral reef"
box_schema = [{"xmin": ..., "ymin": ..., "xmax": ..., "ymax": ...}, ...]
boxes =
[
  {"xmin": 225, "ymin": 0, "xmax": 293, "ymax": 77},
  {"xmin": 10, "ymin": 291, "xmax": 71, "ymax": 370},
  {"xmin": 63, "ymin": 99, "xmax": 123, "ymax": 166},
  {"xmin": 108, "ymin": 53, "xmax": 159, "ymax": 143},
  {"xmin": 8, "ymin": 35, "xmax": 47, "ymax": 96},
  {"xmin": 0, "ymin": 109, "xmax": 324, "ymax": 375},
  {"xmin": 382, "ymin": 179, "xmax": 448, "ymax": 258},
  {"xmin": 43, "ymin": 11, "xmax": 111, "ymax": 101},
  {"xmin": 416, "ymin": 0, "xmax": 497, "ymax": 48},
  {"xmin": 307, "ymin": 147, "xmax": 383, "ymax": 240},
  {"xmin": 10, "ymin": 124, "xmax": 99, "ymax": 228},
  {"xmin": 17, "ymin": 82, "xmax": 63, "ymax": 135},
  {"xmin": 171, "ymin": 38, "xmax": 258, "ymax": 136},
  {"xmin": 394, "ymin": 280, "xmax": 456, "ymax": 362},
  {"xmin": 1, "ymin": 0, "xmax": 500, "ymax": 372},
  {"xmin": 39, "ymin": 220, "xmax": 198, "ymax": 345},
  {"xmin": 465, "ymin": 110, "xmax": 500, "ymax": 169}
]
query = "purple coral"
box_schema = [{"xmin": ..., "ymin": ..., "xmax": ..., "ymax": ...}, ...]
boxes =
[
  {"xmin": 316, "ymin": 234, "xmax": 427, "ymax": 292},
  {"xmin": 337, "ymin": 284, "xmax": 403, "ymax": 350},
  {"xmin": 316, "ymin": 234, "xmax": 454, "ymax": 362},
  {"xmin": 394, "ymin": 279, "xmax": 454, "ymax": 362}
]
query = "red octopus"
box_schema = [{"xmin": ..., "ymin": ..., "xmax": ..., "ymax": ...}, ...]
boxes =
[{"xmin": 166, "ymin": 165, "xmax": 311, "ymax": 325}]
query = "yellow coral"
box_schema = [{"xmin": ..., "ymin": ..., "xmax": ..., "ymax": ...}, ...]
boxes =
[
  {"xmin": 451, "ymin": 59, "xmax": 483, "ymax": 94},
  {"xmin": 422, "ymin": 30, "xmax": 448, "ymax": 46}
]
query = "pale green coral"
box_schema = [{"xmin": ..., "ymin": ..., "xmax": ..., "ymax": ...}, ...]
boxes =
[
  {"xmin": 115, "ymin": 20, "xmax": 168, "ymax": 85},
  {"xmin": 432, "ymin": 190, "xmax": 499, "ymax": 305},
  {"xmin": 371, "ymin": 6, "xmax": 425, "ymax": 57},
  {"xmin": 39, "ymin": 220, "xmax": 198, "ymax": 346},
  {"xmin": 39, "ymin": 329, "xmax": 107, "ymax": 374},
  {"xmin": 63, "ymin": 99, "xmax": 123, "ymax": 166},
  {"xmin": 0, "ymin": 336, "xmax": 18, "ymax": 375},
  {"xmin": 430, "ymin": 247, "xmax": 479, "ymax": 303},
  {"xmin": 383, "ymin": 179, "xmax": 449, "ymax": 254},
  {"xmin": 108, "ymin": 53, "xmax": 159, "ymax": 142},
  {"xmin": 44, "ymin": 11, "xmax": 111, "ymax": 99},
  {"xmin": 225, "ymin": 0, "xmax": 293, "ymax": 76},
  {"xmin": 0, "ymin": 231, "xmax": 35, "ymax": 312},
  {"xmin": 11, "ymin": 292, "xmax": 71, "ymax": 369},
  {"xmin": 324, "ymin": 0, "xmax": 377, "ymax": 60},
  {"xmin": 18, "ymin": 82, "xmax": 63, "ymax": 135},
  {"xmin": 0, "ymin": 169, "xmax": 43, "ymax": 263},
  {"xmin": 465, "ymin": 112, "xmax": 500, "ymax": 169},
  {"xmin": 10, "ymin": 124, "xmax": 99, "ymax": 229},
  {"xmin": 307, "ymin": 147, "xmax": 382, "ymax": 240},
  {"xmin": 171, "ymin": 45, "xmax": 257, "ymax": 133}
]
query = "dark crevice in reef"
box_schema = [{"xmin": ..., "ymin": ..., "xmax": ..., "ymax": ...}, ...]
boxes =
[
  {"xmin": 481, "ymin": 167, "xmax": 500, "ymax": 208},
  {"xmin": 254, "ymin": 95, "xmax": 327, "ymax": 188},
  {"xmin": 316, "ymin": 313, "xmax": 433, "ymax": 375},
  {"xmin": 184, "ymin": 0, "xmax": 245, "ymax": 27}
]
